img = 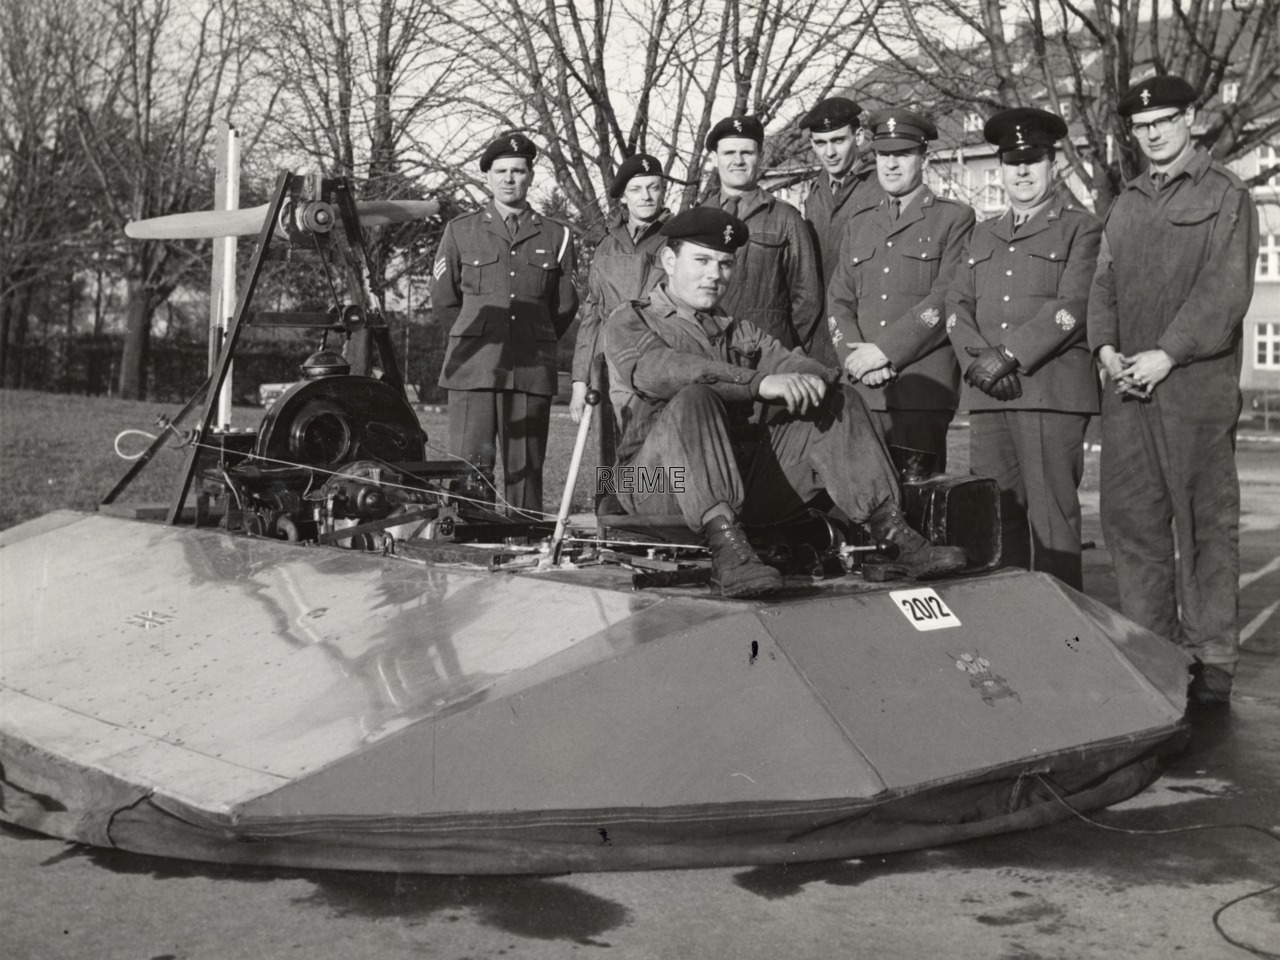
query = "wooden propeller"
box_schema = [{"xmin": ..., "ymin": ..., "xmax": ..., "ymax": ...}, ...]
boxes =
[{"xmin": 124, "ymin": 199, "xmax": 441, "ymax": 240}]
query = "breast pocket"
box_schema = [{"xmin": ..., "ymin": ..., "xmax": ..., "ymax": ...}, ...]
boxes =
[
  {"xmin": 966, "ymin": 244, "xmax": 995, "ymax": 298},
  {"xmin": 1025, "ymin": 248, "xmax": 1066, "ymax": 297},
  {"xmin": 743, "ymin": 231, "xmax": 788, "ymax": 289},
  {"xmin": 515, "ymin": 248, "xmax": 557, "ymax": 299},
  {"xmin": 846, "ymin": 244, "xmax": 876, "ymax": 296},
  {"xmin": 460, "ymin": 251, "xmax": 500, "ymax": 295},
  {"xmin": 900, "ymin": 243, "xmax": 943, "ymax": 294}
]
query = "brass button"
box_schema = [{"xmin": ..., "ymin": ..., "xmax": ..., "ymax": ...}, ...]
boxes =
[
  {"xmin": 510, "ymin": 271, "xmax": 516, "ymax": 277},
  {"xmin": 1008, "ymin": 245, "xmax": 1016, "ymax": 252},
  {"xmin": 1002, "ymin": 295, "xmax": 1010, "ymax": 302},
  {"xmin": 880, "ymin": 294, "xmax": 888, "ymax": 300},
  {"xmin": 879, "ymin": 320, "xmax": 887, "ymax": 327},
  {"xmin": 886, "ymin": 241, "xmax": 893, "ymax": 248},
  {"xmin": 473, "ymin": 259, "xmax": 481, "ymax": 265},
  {"xmin": 1006, "ymin": 270, "xmax": 1013, "ymax": 276},
  {"xmin": 883, "ymin": 267, "xmax": 890, "ymax": 273},
  {"xmin": 1001, "ymin": 322, "xmax": 1008, "ymax": 329}
]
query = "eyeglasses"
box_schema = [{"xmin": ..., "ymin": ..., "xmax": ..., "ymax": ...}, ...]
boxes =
[{"xmin": 1129, "ymin": 112, "xmax": 1185, "ymax": 139}]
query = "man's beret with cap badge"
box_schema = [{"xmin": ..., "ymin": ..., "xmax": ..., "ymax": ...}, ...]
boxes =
[
  {"xmin": 608, "ymin": 153, "xmax": 665, "ymax": 199},
  {"xmin": 1118, "ymin": 75, "xmax": 1197, "ymax": 118},
  {"xmin": 479, "ymin": 131, "xmax": 538, "ymax": 172},
  {"xmin": 984, "ymin": 107, "xmax": 1067, "ymax": 163},
  {"xmin": 659, "ymin": 207, "xmax": 749, "ymax": 253},
  {"xmin": 799, "ymin": 97, "xmax": 862, "ymax": 133},
  {"xmin": 704, "ymin": 115, "xmax": 764, "ymax": 151},
  {"xmin": 865, "ymin": 109, "xmax": 938, "ymax": 151}
]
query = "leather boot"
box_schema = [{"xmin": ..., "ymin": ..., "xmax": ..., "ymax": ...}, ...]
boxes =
[
  {"xmin": 703, "ymin": 515, "xmax": 784, "ymax": 598},
  {"xmin": 868, "ymin": 503, "xmax": 968, "ymax": 580}
]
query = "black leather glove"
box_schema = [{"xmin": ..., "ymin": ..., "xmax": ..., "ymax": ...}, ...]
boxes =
[
  {"xmin": 964, "ymin": 345, "xmax": 1020, "ymax": 394},
  {"xmin": 989, "ymin": 372, "xmax": 1023, "ymax": 401}
]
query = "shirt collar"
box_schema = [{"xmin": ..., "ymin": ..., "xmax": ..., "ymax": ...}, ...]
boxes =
[{"xmin": 491, "ymin": 198, "xmax": 529, "ymax": 221}]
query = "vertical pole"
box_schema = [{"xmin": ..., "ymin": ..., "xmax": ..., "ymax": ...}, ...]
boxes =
[{"xmin": 210, "ymin": 119, "xmax": 240, "ymax": 427}]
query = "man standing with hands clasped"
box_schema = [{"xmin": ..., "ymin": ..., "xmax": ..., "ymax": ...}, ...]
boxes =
[
  {"xmin": 946, "ymin": 107, "xmax": 1101, "ymax": 591},
  {"xmin": 1088, "ymin": 75, "xmax": 1259, "ymax": 706},
  {"xmin": 826, "ymin": 109, "xmax": 974, "ymax": 470}
]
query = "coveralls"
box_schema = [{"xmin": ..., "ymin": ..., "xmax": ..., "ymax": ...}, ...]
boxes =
[
  {"xmin": 826, "ymin": 187, "xmax": 975, "ymax": 469},
  {"xmin": 604, "ymin": 283, "xmax": 900, "ymax": 531},
  {"xmin": 433, "ymin": 202, "xmax": 578, "ymax": 512},
  {"xmin": 570, "ymin": 208, "xmax": 670, "ymax": 470},
  {"xmin": 1088, "ymin": 149, "xmax": 1259, "ymax": 674},
  {"xmin": 700, "ymin": 187, "xmax": 830, "ymax": 364},
  {"xmin": 947, "ymin": 196, "xmax": 1102, "ymax": 589}
]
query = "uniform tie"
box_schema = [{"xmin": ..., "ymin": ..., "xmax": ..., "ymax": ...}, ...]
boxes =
[
  {"xmin": 830, "ymin": 176, "xmax": 844, "ymax": 196},
  {"xmin": 505, "ymin": 212, "xmax": 520, "ymax": 237},
  {"xmin": 890, "ymin": 197, "xmax": 902, "ymax": 222},
  {"xmin": 1151, "ymin": 172, "xmax": 1167, "ymax": 191},
  {"xmin": 722, "ymin": 195, "xmax": 740, "ymax": 218}
]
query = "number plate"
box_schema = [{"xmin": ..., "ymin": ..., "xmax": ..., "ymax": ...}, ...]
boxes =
[{"xmin": 889, "ymin": 587, "xmax": 961, "ymax": 631}]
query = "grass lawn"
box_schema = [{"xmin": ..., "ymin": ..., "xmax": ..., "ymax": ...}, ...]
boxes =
[
  {"xmin": 0, "ymin": 389, "xmax": 605, "ymax": 531},
  {"xmin": 1, "ymin": 389, "xmax": 1110, "ymax": 532}
]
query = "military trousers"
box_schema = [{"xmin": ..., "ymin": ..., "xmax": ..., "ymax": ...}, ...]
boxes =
[
  {"xmin": 871, "ymin": 408, "xmax": 955, "ymax": 473},
  {"xmin": 1099, "ymin": 386, "xmax": 1240, "ymax": 671},
  {"xmin": 970, "ymin": 409, "xmax": 1088, "ymax": 590},
  {"xmin": 618, "ymin": 383, "xmax": 900, "ymax": 531},
  {"xmin": 448, "ymin": 389, "xmax": 551, "ymax": 515}
]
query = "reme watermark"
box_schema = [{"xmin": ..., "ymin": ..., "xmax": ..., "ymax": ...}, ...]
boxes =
[{"xmin": 596, "ymin": 465, "xmax": 686, "ymax": 495}]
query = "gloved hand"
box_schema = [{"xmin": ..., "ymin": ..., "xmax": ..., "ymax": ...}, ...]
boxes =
[
  {"xmin": 964, "ymin": 345, "xmax": 1019, "ymax": 394},
  {"xmin": 989, "ymin": 372, "xmax": 1023, "ymax": 401}
]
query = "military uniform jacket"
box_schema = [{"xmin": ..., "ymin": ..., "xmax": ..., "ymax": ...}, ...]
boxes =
[
  {"xmin": 606, "ymin": 284, "xmax": 829, "ymax": 465},
  {"xmin": 433, "ymin": 202, "xmax": 578, "ymax": 395},
  {"xmin": 700, "ymin": 187, "xmax": 825, "ymax": 360},
  {"xmin": 826, "ymin": 188, "xmax": 975, "ymax": 411},
  {"xmin": 805, "ymin": 160, "xmax": 883, "ymax": 285},
  {"xmin": 570, "ymin": 208, "xmax": 669, "ymax": 384},
  {"xmin": 947, "ymin": 196, "xmax": 1102, "ymax": 413},
  {"xmin": 1087, "ymin": 149, "xmax": 1259, "ymax": 415}
]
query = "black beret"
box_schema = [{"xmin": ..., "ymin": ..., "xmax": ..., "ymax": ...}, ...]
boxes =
[
  {"xmin": 983, "ymin": 107, "xmax": 1067, "ymax": 161},
  {"xmin": 799, "ymin": 97, "xmax": 862, "ymax": 133},
  {"xmin": 608, "ymin": 154, "xmax": 665, "ymax": 199},
  {"xmin": 659, "ymin": 207, "xmax": 749, "ymax": 253},
  {"xmin": 480, "ymin": 132, "xmax": 538, "ymax": 172},
  {"xmin": 1118, "ymin": 75, "xmax": 1197, "ymax": 117},
  {"xmin": 864, "ymin": 109, "xmax": 938, "ymax": 151},
  {"xmin": 704, "ymin": 116, "xmax": 764, "ymax": 152}
]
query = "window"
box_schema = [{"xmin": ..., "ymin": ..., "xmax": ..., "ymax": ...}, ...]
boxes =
[
  {"xmin": 1058, "ymin": 102, "xmax": 1072, "ymax": 123},
  {"xmin": 1222, "ymin": 82, "xmax": 1240, "ymax": 105},
  {"xmin": 1259, "ymin": 233, "xmax": 1279, "ymax": 280},
  {"xmin": 981, "ymin": 167, "xmax": 1005, "ymax": 209},
  {"xmin": 1257, "ymin": 322, "xmax": 1280, "ymax": 369},
  {"xmin": 963, "ymin": 112, "xmax": 983, "ymax": 134},
  {"xmin": 1257, "ymin": 146, "xmax": 1279, "ymax": 187}
]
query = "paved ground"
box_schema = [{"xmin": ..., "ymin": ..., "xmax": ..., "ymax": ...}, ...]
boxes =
[{"xmin": 3, "ymin": 437, "xmax": 1278, "ymax": 960}]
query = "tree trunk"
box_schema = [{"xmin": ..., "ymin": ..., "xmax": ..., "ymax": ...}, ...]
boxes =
[{"xmin": 119, "ymin": 275, "xmax": 152, "ymax": 399}]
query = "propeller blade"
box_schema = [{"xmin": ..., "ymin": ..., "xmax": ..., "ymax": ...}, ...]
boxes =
[
  {"xmin": 124, "ymin": 205, "xmax": 272, "ymax": 239},
  {"xmin": 351, "ymin": 200, "xmax": 441, "ymax": 226},
  {"xmin": 124, "ymin": 199, "xmax": 441, "ymax": 239}
]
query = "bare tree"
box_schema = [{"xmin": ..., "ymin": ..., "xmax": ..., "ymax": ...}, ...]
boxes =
[
  {"xmin": 62, "ymin": 0, "xmax": 258, "ymax": 399},
  {"xmin": 866, "ymin": 0, "xmax": 1280, "ymax": 212},
  {"xmin": 0, "ymin": 0, "xmax": 97, "ymax": 386},
  {"xmin": 415, "ymin": 0, "xmax": 887, "ymax": 240},
  {"xmin": 248, "ymin": 0, "xmax": 467, "ymax": 297}
]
